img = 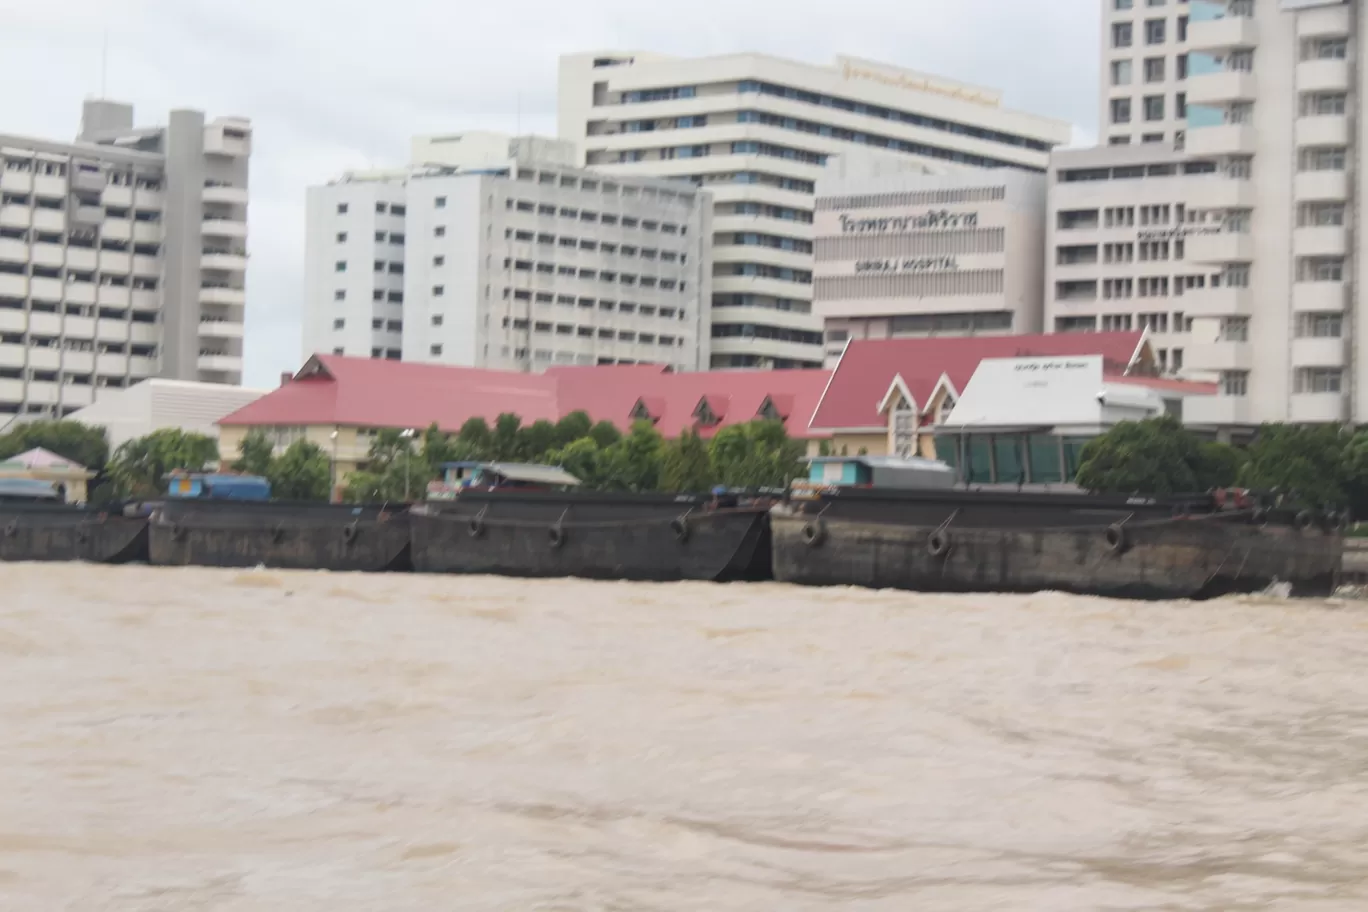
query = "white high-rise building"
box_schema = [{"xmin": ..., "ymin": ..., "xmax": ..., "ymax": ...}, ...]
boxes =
[
  {"xmin": 558, "ymin": 51, "xmax": 1071, "ymax": 370},
  {"xmin": 1091, "ymin": 0, "xmax": 1364, "ymax": 427},
  {"xmin": 302, "ymin": 133, "xmax": 712, "ymax": 372},
  {"xmin": 0, "ymin": 100, "xmax": 251, "ymax": 420}
]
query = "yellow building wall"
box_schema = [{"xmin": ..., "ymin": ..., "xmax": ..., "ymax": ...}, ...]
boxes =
[
  {"xmin": 826, "ymin": 432, "xmax": 890, "ymax": 457},
  {"xmin": 217, "ymin": 425, "xmax": 370, "ymax": 486}
]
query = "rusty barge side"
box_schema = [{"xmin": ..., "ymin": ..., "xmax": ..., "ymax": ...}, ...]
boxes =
[
  {"xmin": 771, "ymin": 489, "xmax": 1343, "ymax": 601},
  {"xmin": 0, "ymin": 505, "xmax": 150, "ymax": 564},
  {"xmin": 410, "ymin": 490, "xmax": 772, "ymax": 582},
  {"xmin": 147, "ymin": 500, "xmax": 412, "ymax": 572}
]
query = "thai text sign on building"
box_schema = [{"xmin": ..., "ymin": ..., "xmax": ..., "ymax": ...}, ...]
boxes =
[{"xmin": 838, "ymin": 210, "xmax": 979, "ymax": 234}]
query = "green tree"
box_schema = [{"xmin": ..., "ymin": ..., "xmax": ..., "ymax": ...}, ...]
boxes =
[
  {"xmin": 0, "ymin": 420, "xmax": 109, "ymax": 471},
  {"xmin": 661, "ymin": 429, "xmax": 715, "ymax": 492},
  {"xmin": 587, "ymin": 420, "xmax": 622, "ymax": 450},
  {"xmin": 546, "ymin": 437, "xmax": 604, "ymax": 488},
  {"xmin": 365, "ymin": 429, "xmax": 409, "ymax": 474},
  {"xmin": 419, "ymin": 422, "xmax": 462, "ymax": 472},
  {"xmin": 341, "ymin": 469, "xmax": 385, "ymax": 504},
  {"xmin": 1195, "ymin": 440, "xmax": 1245, "ymax": 491},
  {"xmin": 491, "ymin": 413, "xmax": 522, "ymax": 460},
  {"xmin": 1074, "ymin": 415, "xmax": 1205, "ymax": 495},
  {"xmin": 1340, "ymin": 429, "xmax": 1368, "ymax": 519},
  {"xmin": 231, "ymin": 428, "xmax": 275, "ymax": 476},
  {"xmin": 709, "ymin": 420, "xmax": 805, "ymax": 489},
  {"xmin": 554, "ymin": 411, "xmax": 593, "ymax": 448},
  {"xmin": 1241, "ymin": 423, "xmax": 1348, "ymax": 507},
  {"xmin": 267, "ymin": 440, "xmax": 331, "ymax": 501},
  {"xmin": 455, "ymin": 417, "xmax": 493, "ymax": 459},
  {"xmin": 108, "ymin": 429, "xmax": 219, "ymax": 498},
  {"xmin": 599, "ymin": 420, "xmax": 664, "ymax": 491},
  {"xmin": 516, "ymin": 419, "xmax": 559, "ymax": 462}
]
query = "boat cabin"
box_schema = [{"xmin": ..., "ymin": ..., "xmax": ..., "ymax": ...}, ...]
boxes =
[
  {"xmin": 0, "ymin": 477, "xmax": 61, "ymax": 503},
  {"xmin": 804, "ymin": 455, "xmax": 956, "ymax": 491},
  {"xmin": 166, "ymin": 472, "xmax": 272, "ymax": 501},
  {"xmin": 428, "ymin": 462, "xmax": 582, "ymax": 499}
]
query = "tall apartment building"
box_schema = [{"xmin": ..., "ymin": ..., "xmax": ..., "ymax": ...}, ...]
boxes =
[
  {"xmin": 1045, "ymin": 144, "xmax": 1220, "ymax": 376},
  {"xmin": 0, "ymin": 100, "xmax": 250, "ymax": 419},
  {"xmin": 558, "ymin": 51, "xmax": 1071, "ymax": 369},
  {"xmin": 815, "ymin": 168, "xmax": 1047, "ymax": 365},
  {"xmin": 1092, "ymin": 0, "xmax": 1364, "ymax": 427},
  {"xmin": 1101, "ymin": 0, "xmax": 1196, "ymax": 147},
  {"xmin": 302, "ymin": 134, "xmax": 711, "ymax": 372}
]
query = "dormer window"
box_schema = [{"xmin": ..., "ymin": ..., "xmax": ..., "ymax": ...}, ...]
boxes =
[
  {"xmin": 756, "ymin": 395, "xmax": 788, "ymax": 421},
  {"xmin": 693, "ymin": 399, "xmax": 720, "ymax": 427}
]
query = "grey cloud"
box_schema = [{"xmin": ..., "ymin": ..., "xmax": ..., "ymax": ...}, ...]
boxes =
[{"xmin": 1, "ymin": 0, "xmax": 1098, "ymax": 387}]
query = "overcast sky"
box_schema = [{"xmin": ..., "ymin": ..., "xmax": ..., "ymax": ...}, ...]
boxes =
[{"xmin": 1, "ymin": 0, "xmax": 1100, "ymax": 387}]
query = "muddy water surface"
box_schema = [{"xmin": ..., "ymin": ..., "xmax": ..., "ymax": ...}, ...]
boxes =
[{"xmin": 2, "ymin": 564, "xmax": 1367, "ymax": 909}]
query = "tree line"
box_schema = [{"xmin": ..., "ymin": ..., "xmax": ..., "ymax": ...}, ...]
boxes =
[
  {"xmin": 1075, "ymin": 415, "xmax": 1368, "ymax": 513},
  {"xmin": 0, "ymin": 412, "xmax": 807, "ymax": 503}
]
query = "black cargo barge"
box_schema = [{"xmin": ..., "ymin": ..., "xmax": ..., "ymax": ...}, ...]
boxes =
[
  {"xmin": 410, "ymin": 490, "xmax": 773, "ymax": 582},
  {"xmin": 771, "ymin": 488, "xmax": 1343, "ymax": 600},
  {"xmin": 0, "ymin": 504, "xmax": 150, "ymax": 565},
  {"xmin": 146, "ymin": 499, "xmax": 412, "ymax": 573}
]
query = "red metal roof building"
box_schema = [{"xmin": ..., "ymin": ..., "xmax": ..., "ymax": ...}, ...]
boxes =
[{"xmin": 219, "ymin": 355, "xmax": 833, "ymax": 441}]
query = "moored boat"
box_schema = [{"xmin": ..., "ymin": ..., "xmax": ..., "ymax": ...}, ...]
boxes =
[
  {"xmin": 147, "ymin": 499, "xmax": 412, "ymax": 572},
  {"xmin": 771, "ymin": 486, "xmax": 1344, "ymax": 601},
  {"xmin": 0, "ymin": 503, "xmax": 150, "ymax": 564},
  {"xmin": 411, "ymin": 490, "xmax": 773, "ymax": 582}
]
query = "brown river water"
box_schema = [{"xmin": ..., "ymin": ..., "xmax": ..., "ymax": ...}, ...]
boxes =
[{"xmin": 2, "ymin": 564, "xmax": 1368, "ymax": 910}]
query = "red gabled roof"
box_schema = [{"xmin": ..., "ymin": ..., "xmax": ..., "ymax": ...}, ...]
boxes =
[
  {"xmin": 219, "ymin": 356, "xmax": 834, "ymax": 440},
  {"xmin": 220, "ymin": 355, "xmax": 561, "ymax": 431},
  {"xmin": 809, "ymin": 332, "xmax": 1148, "ymax": 431}
]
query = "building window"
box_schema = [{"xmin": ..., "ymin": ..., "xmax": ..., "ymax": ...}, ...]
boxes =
[
  {"xmin": 1296, "ymin": 313, "xmax": 1342, "ymax": 338},
  {"xmin": 375, "ymin": 202, "xmax": 386, "ymax": 214},
  {"xmin": 1295, "ymin": 367, "xmax": 1342, "ymax": 394},
  {"xmin": 337, "ymin": 203, "xmax": 348, "ymax": 215},
  {"xmin": 435, "ymin": 196, "xmax": 447, "ymax": 209},
  {"xmin": 1219, "ymin": 317, "xmax": 1249, "ymax": 342},
  {"xmin": 1144, "ymin": 57, "xmax": 1165, "ymax": 83},
  {"xmin": 336, "ymin": 231, "xmax": 347, "ymax": 243},
  {"xmin": 434, "ymin": 226, "xmax": 446, "ymax": 237},
  {"xmin": 431, "ymin": 314, "xmax": 444, "ymax": 327},
  {"xmin": 1111, "ymin": 60, "xmax": 1133, "ymax": 86},
  {"xmin": 1144, "ymin": 95, "xmax": 1165, "ymax": 121},
  {"xmin": 1110, "ymin": 98, "xmax": 1132, "ymax": 124},
  {"xmin": 332, "ymin": 318, "xmax": 344, "ymax": 330},
  {"xmin": 430, "ymin": 344, "xmax": 443, "ymax": 357},
  {"xmin": 432, "ymin": 285, "xmax": 445, "ymax": 297},
  {"xmin": 433, "ymin": 255, "xmax": 445, "ymax": 266},
  {"xmin": 333, "ymin": 290, "xmax": 345, "ymax": 301},
  {"xmin": 1176, "ymin": 92, "xmax": 1187, "ymax": 119},
  {"xmin": 1144, "ymin": 18, "xmax": 1165, "ymax": 44},
  {"xmin": 892, "ymin": 399, "xmax": 916, "ymax": 458},
  {"xmin": 334, "ymin": 261, "xmax": 346, "ymax": 272},
  {"xmin": 1115, "ymin": 0, "xmax": 1133, "ymax": 8},
  {"xmin": 1112, "ymin": 22, "xmax": 1133, "ymax": 48},
  {"xmin": 1299, "ymin": 257, "xmax": 1344, "ymax": 282},
  {"xmin": 1220, "ymin": 371, "xmax": 1249, "ymax": 397},
  {"xmin": 1176, "ymin": 54, "xmax": 1188, "ymax": 80}
]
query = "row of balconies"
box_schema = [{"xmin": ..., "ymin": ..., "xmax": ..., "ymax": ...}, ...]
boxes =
[
  {"xmin": 0, "ymin": 345, "xmax": 156, "ymax": 375},
  {"xmin": 1182, "ymin": 280, "xmax": 1346, "ymax": 318},
  {"xmin": 0, "ymin": 274, "xmax": 161, "ymax": 308},
  {"xmin": 0, "ymin": 310, "xmax": 160, "ymax": 340},
  {"xmin": 1182, "ymin": 225, "xmax": 1347, "ymax": 265},
  {"xmin": 0, "ymin": 241, "xmax": 159, "ymax": 275},
  {"xmin": 0, "ymin": 206, "xmax": 165, "ymax": 242},
  {"xmin": 1186, "ymin": 392, "xmax": 1345, "ymax": 427},
  {"xmin": 1186, "ymin": 337, "xmax": 1347, "ymax": 373}
]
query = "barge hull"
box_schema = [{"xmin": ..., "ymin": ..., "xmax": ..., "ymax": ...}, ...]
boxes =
[
  {"xmin": 772, "ymin": 513, "xmax": 1339, "ymax": 601},
  {"xmin": 147, "ymin": 501, "xmax": 411, "ymax": 573},
  {"xmin": 411, "ymin": 492, "xmax": 771, "ymax": 582},
  {"xmin": 0, "ymin": 508, "xmax": 149, "ymax": 564}
]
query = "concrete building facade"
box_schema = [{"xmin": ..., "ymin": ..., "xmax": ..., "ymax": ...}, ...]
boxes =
[
  {"xmin": 1045, "ymin": 143, "xmax": 1220, "ymax": 376},
  {"xmin": 557, "ymin": 51, "xmax": 1071, "ymax": 370},
  {"xmin": 0, "ymin": 100, "xmax": 250, "ymax": 420},
  {"xmin": 302, "ymin": 134, "xmax": 712, "ymax": 372},
  {"xmin": 814, "ymin": 169, "xmax": 1048, "ymax": 365},
  {"xmin": 1091, "ymin": 0, "xmax": 1367, "ymax": 428}
]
